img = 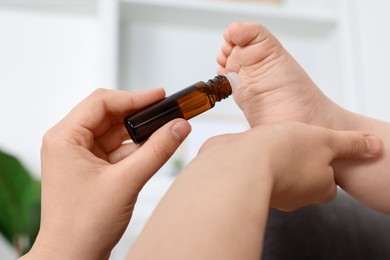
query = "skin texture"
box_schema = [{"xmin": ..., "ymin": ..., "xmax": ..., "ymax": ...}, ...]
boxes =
[
  {"xmin": 217, "ymin": 22, "xmax": 389, "ymax": 214},
  {"xmin": 127, "ymin": 122, "xmax": 382, "ymax": 260},
  {"xmin": 19, "ymin": 89, "xmax": 191, "ymax": 260}
]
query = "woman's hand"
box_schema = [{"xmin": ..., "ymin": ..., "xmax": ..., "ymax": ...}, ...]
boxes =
[
  {"xmin": 197, "ymin": 122, "xmax": 382, "ymax": 211},
  {"xmin": 22, "ymin": 89, "xmax": 191, "ymax": 260}
]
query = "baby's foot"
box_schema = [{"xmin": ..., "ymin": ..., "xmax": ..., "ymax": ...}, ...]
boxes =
[{"xmin": 217, "ymin": 22, "xmax": 337, "ymax": 128}]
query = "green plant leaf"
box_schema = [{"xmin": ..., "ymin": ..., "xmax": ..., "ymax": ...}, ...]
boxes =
[{"xmin": 0, "ymin": 150, "xmax": 41, "ymax": 254}]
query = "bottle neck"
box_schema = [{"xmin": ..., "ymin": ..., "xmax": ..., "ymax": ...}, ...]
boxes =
[{"xmin": 205, "ymin": 75, "xmax": 233, "ymax": 102}]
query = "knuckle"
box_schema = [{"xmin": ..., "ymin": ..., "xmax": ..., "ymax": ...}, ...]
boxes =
[
  {"xmin": 90, "ymin": 88, "xmax": 110, "ymax": 99},
  {"xmin": 349, "ymin": 135, "xmax": 365, "ymax": 157},
  {"xmin": 93, "ymin": 88, "xmax": 108, "ymax": 95},
  {"xmin": 41, "ymin": 127, "xmax": 57, "ymax": 150},
  {"xmin": 198, "ymin": 134, "xmax": 232, "ymax": 154},
  {"xmin": 200, "ymin": 135, "xmax": 220, "ymax": 150},
  {"xmin": 41, "ymin": 128, "xmax": 61, "ymax": 157},
  {"xmin": 329, "ymin": 133, "xmax": 365, "ymax": 158},
  {"xmin": 41, "ymin": 124, "xmax": 70, "ymax": 154}
]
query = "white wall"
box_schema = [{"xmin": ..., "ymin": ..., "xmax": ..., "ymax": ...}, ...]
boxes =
[
  {"xmin": 0, "ymin": 6, "xmax": 99, "ymax": 176},
  {"xmin": 0, "ymin": 4, "xmax": 99, "ymax": 257},
  {"xmin": 355, "ymin": 0, "xmax": 390, "ymax": 120}
]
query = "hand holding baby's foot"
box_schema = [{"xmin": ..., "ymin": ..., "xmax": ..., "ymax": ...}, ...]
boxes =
[{"xmin": 217, "ymin": 22, "xmax": 337, "ymax": 128}]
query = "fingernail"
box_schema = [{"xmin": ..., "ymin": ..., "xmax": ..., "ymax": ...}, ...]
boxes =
[
  {"xmin": 172, "ymin": 120, "xmax": 191, "ymax": 142},
  {"xmin": 365, "ymin": 135, "xmax": 383, "ymax": 156}
]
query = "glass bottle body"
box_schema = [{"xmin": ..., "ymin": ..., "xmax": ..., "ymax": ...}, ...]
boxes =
[{"xmin": 124, "ymin": 75, "xmax": 235, "ymax": 144}]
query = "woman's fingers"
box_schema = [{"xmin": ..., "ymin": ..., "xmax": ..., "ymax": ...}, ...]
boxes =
[
  {"xmin": 64, "ymin": 88, "xmax": 166, "ymax": 138},
  {"xmin": 113, "ymin": 119, "xmax": 191, "ymax": 188}
]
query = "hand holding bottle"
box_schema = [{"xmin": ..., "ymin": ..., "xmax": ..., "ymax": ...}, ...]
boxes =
[{"xmin": 20, "ymin": 89, "xmax": 191, "ymax": 260}]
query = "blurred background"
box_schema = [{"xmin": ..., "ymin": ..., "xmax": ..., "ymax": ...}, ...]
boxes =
[{"xmin": 1, "ymin": 0, "xmax": 390, "ymax": 259}]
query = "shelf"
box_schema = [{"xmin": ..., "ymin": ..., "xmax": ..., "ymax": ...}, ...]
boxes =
[
  {"xmin": 0, "ymin": 0, "xmax": 97, "ymax": 16},
  {"xmin": 121, "ymin": 0, "xmax": 337, "ymax": 25}
]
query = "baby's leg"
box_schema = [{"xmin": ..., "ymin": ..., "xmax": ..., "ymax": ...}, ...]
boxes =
[
  {"xmin": 217, "ymin": 23, "xmax": 390, "ymax": 215},
  {"xmin": 217, "ymin": 22, "xmax": 340, "ymax": 128}
]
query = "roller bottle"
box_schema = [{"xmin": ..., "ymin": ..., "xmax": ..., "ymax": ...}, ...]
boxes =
[{"xmin": 124, "ymin": 73, "xmax": 240, "ymax": 144}]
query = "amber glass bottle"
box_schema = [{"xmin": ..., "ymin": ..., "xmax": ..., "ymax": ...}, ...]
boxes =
[{"xmin": 124, "ymin": 73, "xmax": 240, "ymax": 144}]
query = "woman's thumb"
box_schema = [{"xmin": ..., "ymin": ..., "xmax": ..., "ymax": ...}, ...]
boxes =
[
  {"xmin": 330, "ymin": 131, "xmax": 383, "ymax": 159},
  {"xmin": 117, "ymin": 118, "xmax": 191, "ymax": 188}
]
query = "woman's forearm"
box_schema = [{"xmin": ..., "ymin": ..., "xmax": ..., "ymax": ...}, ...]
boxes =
[{"xmin": 127, "ymin": 155, "xmax": 272, "ymax": 260}]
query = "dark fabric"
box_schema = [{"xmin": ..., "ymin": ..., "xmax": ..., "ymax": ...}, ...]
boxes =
[{"xmin": 262, "ymin": 190, "xmax": 390, "ymax": 260}]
